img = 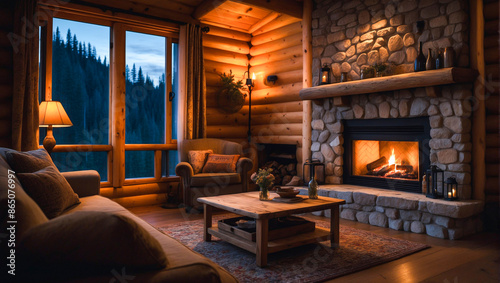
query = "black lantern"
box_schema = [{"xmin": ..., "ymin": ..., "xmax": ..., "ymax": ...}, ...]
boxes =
[
  {"xmin": 303, "ymin": 159, "xmax": 325, "ymax": 184},
  {"xmin": 319, "ymin": 64, "xmax": 330, "ymax": 85},
  {"xmin": 444, "ymin": 177, "xmax": 458, "ymax": 201},
  {"xmin": 426, "ymin": 165, "xmax": 444, "ymax": 199}
]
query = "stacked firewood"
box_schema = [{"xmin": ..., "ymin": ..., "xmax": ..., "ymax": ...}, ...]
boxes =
[{"xmin": 263, "ymin": 161, "xmax": 298, "ymax": 186}]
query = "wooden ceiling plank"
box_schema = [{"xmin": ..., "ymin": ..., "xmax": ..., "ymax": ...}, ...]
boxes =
[
  {"xmin": 221, "ymin": 1, "xmax": 272, "ymax": 19},
  {"xmin": 248, "ymin": 12, "xmax": 280, "ymax": 34},
  {"xmin": 233, "ymin": 0, "xmax": 302, "ymax": 19},
  {"xmin": 200, "ymin": 20, "xmax": 251, "ymax": 34},
  {"xmin": 193, "ymin": 0, "xmax": 228, "ymax": 19},
  {"xmin": 251, "ymin": 14, "xmax": 301, "ymax": 36},
  {"xmin": 137, "ymin": 0, "xmax": 195, "ymax": 15},
  {"xmin": 202, "ymin": 7, "xmax": 261, "ymax": 25},
  {"xmin": 204, "ymin": 24, "xmax": 252, "ymax": 41}
]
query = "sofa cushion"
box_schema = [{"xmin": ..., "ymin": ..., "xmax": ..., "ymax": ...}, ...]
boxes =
[
  {"xmin": 17, "ymin": 166, "xmax": 80, "ymax": 218},
  {"xmin": 5, "ymin": 148, "xmax": 57, "ymax": 173},
  {"xmin": 19, "ymin": 211, "xmax": 168, "ymax": 281},
  {"xmin": 202, "ymin": 154, "xmax": 240, "ymax": 173},
  {"xmin": 188, "ymin": 150, "xmax": 213, "ymax": 174},
  {"xmin": 0, "ymin": 157, "xmax": 48, "ymax": 239},
  {"xmin": 190, "ymin": 173, "xmax": 241, "ymax": 187}
]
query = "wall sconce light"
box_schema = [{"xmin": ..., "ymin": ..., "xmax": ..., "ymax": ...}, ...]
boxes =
[
  {"xmin": 320, "ymin": 64, "xmax": 330, "ymax": 85},
  {"xmin": 267, "ymin": 75, "xmax": 278, "ymax": 84}
]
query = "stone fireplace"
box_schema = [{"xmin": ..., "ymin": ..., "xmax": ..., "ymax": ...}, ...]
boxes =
[{"xmin": 296, "ymin": 0, "xmax": 484, "ymax": 239}]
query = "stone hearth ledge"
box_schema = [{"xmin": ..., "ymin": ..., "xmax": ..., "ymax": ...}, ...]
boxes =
[{"xmin": 295, "ymin": 185, "xmax": 483, "ymax": 240}]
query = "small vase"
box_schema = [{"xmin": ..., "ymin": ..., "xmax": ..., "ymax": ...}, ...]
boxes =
[
  {"xmin": 259, "ymin": 185, "xmax": 270, "ymax": 201},
  {"xmin": 414, "ymin": 41, "xmax": 426, "ymax": 72},
  {"xmin": 444, "ymin": 47, "xmax": 455, "ymax": 68},
  {"xmin": 308, "ymin": 178, "xmax": 318, "ymax": 199},
  {"xmin": 426, "ymin": 48, "xmax": 435, "ymax": 70}
]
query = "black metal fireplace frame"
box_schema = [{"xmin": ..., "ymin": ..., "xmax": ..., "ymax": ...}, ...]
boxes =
[{"xmin": 343, "ymin": 117, "xmax": 431, "ymax": 193}]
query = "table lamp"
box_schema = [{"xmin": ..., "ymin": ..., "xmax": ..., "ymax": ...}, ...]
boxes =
[{"xmin": 39, "ymin": 101, "xmax": 72, "ymax": 153}]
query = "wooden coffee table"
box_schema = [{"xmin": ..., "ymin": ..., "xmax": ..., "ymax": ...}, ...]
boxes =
[{"xmin": 197, "ymin": 191, "xmax": 346, "ymax": 267}]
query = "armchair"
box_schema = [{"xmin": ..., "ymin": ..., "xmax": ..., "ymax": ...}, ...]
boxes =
[{"xmin": 176, "ymin": 138, "xmax": 253, "ymax": 211}]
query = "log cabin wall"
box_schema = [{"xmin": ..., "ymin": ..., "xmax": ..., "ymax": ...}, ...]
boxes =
[
  {"xmin": 483, "ymin": 0, "xmax": 499, "ymax": 230},
  {"xmin": 205, "ymin": 25, "xmax": 251, "ymax": 143},
  {"xmin": 0, "ymin": 2, "xmax": 14, "ymax": 148},
  {"xmin": 249, "ymin": 16, "xmax": 304, "ymax": 173}
]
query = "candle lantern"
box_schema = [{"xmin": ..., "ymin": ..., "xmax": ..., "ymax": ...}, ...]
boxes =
[
  {"xmin": 426, "ymin": 165, "xmax": 444, "ymax": 199},
  {"xmin": 444, "ymin": 177, "xmax": 458, "ymax": 201},
  {"xmin": 319, "ymin": 64, "xmax": 330, "ymax": 85}
]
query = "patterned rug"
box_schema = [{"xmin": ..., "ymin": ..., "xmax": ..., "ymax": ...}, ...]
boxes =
[{"xmin": 158, "ymin": 215, "xmax": 429, "ymax": 283}]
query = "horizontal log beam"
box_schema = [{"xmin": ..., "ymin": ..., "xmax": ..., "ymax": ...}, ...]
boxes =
[
  {"xmin": 207, "ymin": 109, "xmax": 248, "ymax": 125},
  {"xmin": 250, "ymin": 32, "xmax": 302, "ymax": 56},
  {"xmin": 250, "ymin": 44, "xmax": 302, "ymax": 66},
  {"xmin": 253, "ymin": 69, "xmax": 302, "ymax": 89},
  {"xmin": 50, "ymin": 144, "xmax": 113, "ymax": 152},
  {"xmin": 484, "ymin": 1, "xmax": 499, "ymax": 20},
  {"xmin": 485, "ymin": 147, "xmax": 500, "ymax": 163},
  {"xmin": 486, "ymin": 133, "xmax": 500, "ymax": 147},
  {"xmin": 486, "ymin": 163, "xmax": 499, "ymax": 177},
  {"xmin": 207, "ymin": 125, "xmax": 248, "ymax": 138},
  {"xmin": 485, "ymin": 47, "xmax": 500, "ymax": 64},
  {"xmin": 203, "ymin": 34, "xmax": 250, "ymax": 54},
  {"xmin": 251, "ymin": 82, "xmax": 302, "ymax": 104},
  {"xmin": 204, "ymin": 47, "xmax": 249, "ymax": 67},
  {"xmin": 193, "ymin": 0, "xmax": 227, "ymax": 19},
  {"xmin": 300, "ymin": 67, "xmax": 477, "ymax": 100},
  {"xmin": 485, "ymin": 19, "xmax": 499, "ymax": 35},
  {"xmin": 485, "ymin": 64, "xmax": 499, "ymax": 79},
  {"xmin": 485, "ymin": 35, "xmax": 499, "ymax": 49},
  {"xmin": 251, "ymin": 101, "xmax": 303, "ymax": 113},
  {"xmin": 485, "ymin": 95, "xmax": 499, "ymax": 114},
  {"xmin": 252, "ymin": 111, "xmax": 302, "ymax": 125},
  {"xmin": 251, "ymin": 14, "xmax": 301, "ymax": 36},
  {"xmin": 251, "ymin": 21, "xmax": 302, "ymax": 46},
  {"xmin": 248, "ymin": 12, "xmax": 280, "ymax": 34},
  {"xmin": 485, "ymin": 177, "xmax": 499, "ymax": 194},
  {"xmin": 204, "ymin": 59, "xmax": 248, "ymax": 78},
  {"xmin": 251, "ymin": 123, "xmax": 302, "ymax": 136},
  {"xmin": 252, "ymin": 135, "xmax": 303, "ymax": 146},
  {"xmin": 486, "ymin": 115, "xmax": 499, "ymax": 133},
  {"xmin": 124, "ymin": 144, "xmax": 177, "ymax": 151},
  {"xmin": 204, "ymin": 24, "xmax": 252, "ymax": 41},
  {"xmin": 251, "ymin": 56, "xmax": 303, "ymax": 76}
]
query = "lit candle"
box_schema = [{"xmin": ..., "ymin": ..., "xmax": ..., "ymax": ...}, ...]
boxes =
[
  {"xmin": 448, "ymin": 191, "xmax": 452, "ymax": 197},
  {"xmin": 452, "ymin": 188, "xmax": 456, "ymax": 198},
  {"xmin": 252, "ymin": 72, "xmax": 256, "ymax": 80}
]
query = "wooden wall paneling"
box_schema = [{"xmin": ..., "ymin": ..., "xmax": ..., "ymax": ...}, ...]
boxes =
[
  {"xmin": 486, "ymin": 163, "xmax": 500, "ymax": 177},
  {"xmin": 251, "ymin": 82, "xmax": 303, "ymax": 104},
  {"xmin": 484, "ymin": 35, "xmax": 499, "ymax": 48},
  {"xmin": 253, "ymin": 69, "xmax": 303, "ymax": 89},
  {"xmin": 485, "ymin": 47, "xmax": 500, "ymax": 64},
  {"xmin": 203, "ymin": 47, "xmax": 249, "ymax": 66},
  {"xmin": 222, "ymin": 1, "xmax": 274, "ymax": 19},
  {"xmin": 205, "ymin": 24, "xmax": 252, "ymax": 41},
  {"xmin": 201, "ymin": 16, "xmax": 252, "ymax": 31},
  {"xmin": 251, "ymin": 14, "xmax": 301, "ymax": 36},
  {"xmin": 206, "ymin": 72, "xmax": 224, "ymax": 86},
  {"xmin": 207, "ymin": 125, "xmax": 248, "ymax": 138},
  {"xmin": 485, "ymin": 95, "xmax": 499, "ymax": 114},
  {"xmin": 251, "ymin": 111, "xmax": 303, "ymax": 125},
  {"xmin": 485, "ymin": 64, "xmax": 499, "ymax": 79},
  {"xmin": 193, "ymin": 0, "xmax": 227, "ymax": 19},
  {"xmin": 237, "ymin": 0, "xmax": 303, "ymax": 20},
  {"xmin": 203, "ymin": 34, "xmax": 250, "ymax": 54},
  {"xmin": 207, "ymin": 110, "xmax": 248, "ymax": 125},
  {"xmin": 251, "ymin": 101, "xmax": 303, "ymax": 114},
  {"xmin": 250, "ymin": 45, "xmax": 302, "ymax": 66},
  {"xmin": 252, "ymin": 135, "xmax": 303, "ymax": 146},
  {"xmin": 483, "ymin": 0, "xmax": 499, "ymax": 20},
  {"xmin": 204, "ymin": 59, "xmax": 248, "ymax": 77},
  {"xmin": 250, "ymin": 32, "xmax": 302, "ymax": 56},
  {"xmin": 251, "ymin": 123, "xmax": 302, "ymax": 136},
  {"xmin": 251, "ymin": 21, "xmax": 302, "ymax": 45},
  {"xmin": 251, "ymin": 56, "xmax": 303, "ymax": 76},
  {"xmin": 248, "ymin": 12, "xmax": 281, "ymax": 34}
]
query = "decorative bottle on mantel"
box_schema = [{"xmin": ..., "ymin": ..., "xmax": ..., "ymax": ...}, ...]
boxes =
[
  {"xmin": 435, "ymin": 49, "xmax": 444, "ymax": 69},
  {"xmin": 426, "ymin": 48, "xmax": 435, "ymax": 70},
  {"xmin": 414, "ymin": 42, "xmax": 426, "ymax": 72},
  {"xmin": 444, "ymin": 46, "xmax": 455, "ymax": 68}
]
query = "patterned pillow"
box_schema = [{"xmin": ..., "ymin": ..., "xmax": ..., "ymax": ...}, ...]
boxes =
[
  {"xmin": 16, "ymin": 166, "xmax": 80, "ymax": 218},
  {"xmin": 188, "ymin": 150, "xmax": 213, "ymax": 174},
  {"xmin": 202, "ymin": 154, "xmax": 240, "ymax": 173}
]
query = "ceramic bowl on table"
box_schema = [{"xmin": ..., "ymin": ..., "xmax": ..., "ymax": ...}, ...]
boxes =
[{"xmin": 275, "ymin": 186, "xmax": 300, "ymax": 198}]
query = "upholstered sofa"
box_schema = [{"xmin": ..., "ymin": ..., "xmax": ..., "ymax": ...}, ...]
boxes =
[
  {"xmin": 176, "ymin": 138, "xmax": 253, "ymax": 211},
  {"xmin": 0, "ymin": 148, "xmax": 238, "ymax": 283}
]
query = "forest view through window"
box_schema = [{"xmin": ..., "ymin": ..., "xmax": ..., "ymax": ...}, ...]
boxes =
[{"xmin": 41, "ymin": 18, "xmax": 179, "ymax": 182}]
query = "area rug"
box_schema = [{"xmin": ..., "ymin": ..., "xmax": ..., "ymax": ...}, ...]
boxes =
[{"xmin": 158, "ymin": 215, "xmax": 429, "ymax": 283}]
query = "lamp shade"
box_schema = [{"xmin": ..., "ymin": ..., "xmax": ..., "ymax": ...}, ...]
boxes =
[{"xmin": 39, "ymin": 101, "xmax": 72, "ymax": 127}]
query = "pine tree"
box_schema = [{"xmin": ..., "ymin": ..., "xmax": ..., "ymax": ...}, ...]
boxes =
[
  {"xmin": 72, "ymin": 35, "xmax": 78, "ymax": 53},
  {"xmin": 131, "ymin": 64, "xmax": 137, "ymax": 83},
  {"xmin": 66, "ymin": 29, "xmax": 72, "ymax": 50},
  {"xmin": 137, "ymin": 67, "xmax": 144, "ymax": 85},
  {"xmin": 87, "ymin": 43, "xmax": 92, "ymax": 58},
  {"xmin": 125, "ymin": 64, "xmax": 130, "ymax": 81}
]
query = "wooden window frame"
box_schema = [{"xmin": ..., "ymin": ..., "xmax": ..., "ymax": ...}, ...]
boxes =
[{"xmin": 38, "ymin": 6, "xmax": 181, "ymax": 189}]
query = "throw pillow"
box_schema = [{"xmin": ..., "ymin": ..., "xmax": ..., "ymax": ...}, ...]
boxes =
[
  {"xmin": 16, "ymin": 166, "xmax": 80, "ymax": 218},
  {"xmin": 188, "ymin": 150, "xmax": 213, "ymax": 174},
  {"xmin": 18, "ymin": 211, "xmax": 168, "ymax": 281},
  {"xmin": 202, "ymin": 154, "xmax": 240, "ymax": 173},
  {"xmin": 5, "ymin": 148, "xmax": 57, "ymax": 173}
]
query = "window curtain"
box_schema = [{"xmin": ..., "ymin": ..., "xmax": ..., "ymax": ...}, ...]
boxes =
[
  {"xmin": 11, "ymin": 0, "xmax": 39, "ymax": 151},
  {"xmin": 178, "ymin": 24, "xmax": 206, "ymax": 143}
]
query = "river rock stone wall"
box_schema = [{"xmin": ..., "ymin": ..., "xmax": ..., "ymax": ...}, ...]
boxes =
[{"xmin": 312, "ymin": 0, "xmax": 469, "ymax": 85}]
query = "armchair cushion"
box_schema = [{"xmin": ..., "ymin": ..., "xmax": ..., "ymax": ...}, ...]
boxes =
[
  {"xmin": 188, "ymin": 150, "xmax": 213, "ymax": 174},
  {"xmin": 190, "ymin": 173, "xmax": 241, "ymax": 187},
  {"xmin": 61, "ymin": 170, "xmax": 101, "ymax": 197},
  {"xmin": 202, "ymin": 154, "xmax": 240, "ymax": 173}
]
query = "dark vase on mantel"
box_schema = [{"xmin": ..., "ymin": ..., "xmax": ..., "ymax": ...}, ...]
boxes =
[
  {"xmin": 426, "ymin": 48, "xmax": 435, "ymax": 70},
  {"xmin": 414, "ymin": 42, "xmax": 426, "ymax": 72}
]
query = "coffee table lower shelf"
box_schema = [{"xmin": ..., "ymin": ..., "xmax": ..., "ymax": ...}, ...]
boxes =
[{"xmin": 208, "ymin": 225, "xmax": 331, "ymax": 254}]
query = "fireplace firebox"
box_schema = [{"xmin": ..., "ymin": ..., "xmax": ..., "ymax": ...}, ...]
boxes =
[{"xmin": 343, "ymin": 117, "xmax": 431, "ymax": 193}]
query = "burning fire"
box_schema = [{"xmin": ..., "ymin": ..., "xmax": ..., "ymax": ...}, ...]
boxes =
[{"xmin": 388, "ymin": 148, "xmax": 396, "ymax": 166}]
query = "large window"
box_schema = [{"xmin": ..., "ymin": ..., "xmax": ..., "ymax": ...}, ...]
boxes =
[{"xmin": 39, "ymin": 13, "xmax": 179, "ymax": 186}]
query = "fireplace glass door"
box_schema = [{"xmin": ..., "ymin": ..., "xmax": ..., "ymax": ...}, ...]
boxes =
[{"xmin": 352, "ymin": 140, "xmax": 419, "ymax": 181}]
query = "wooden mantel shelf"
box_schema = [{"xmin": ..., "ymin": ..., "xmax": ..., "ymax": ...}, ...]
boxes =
[{"xmin": 299, "ymin": 67, "xmax": 477, "ymax": 100}]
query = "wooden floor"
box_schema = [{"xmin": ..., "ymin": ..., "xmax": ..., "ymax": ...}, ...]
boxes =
[{"xmin": 129, "ymin": 205, "xmax": 500, "ymax": 282}]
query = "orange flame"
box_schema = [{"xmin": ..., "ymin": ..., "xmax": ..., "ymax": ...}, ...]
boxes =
[{"xmin": 388, "ymin": 148, "xmax": 396, "ymax": 166}]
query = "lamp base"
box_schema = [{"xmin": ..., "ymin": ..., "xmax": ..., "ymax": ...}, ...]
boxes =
[{"xmin": 43, "ymin": 134, "xmax": 56, "ymax": 154}]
